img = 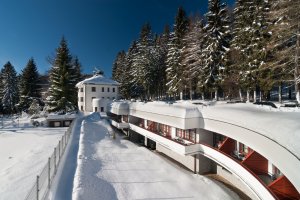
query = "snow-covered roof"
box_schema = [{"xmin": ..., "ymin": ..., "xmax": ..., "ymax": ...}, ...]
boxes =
[
  {"xmin": 107, "ymin": 101, "xmax": 129, "ymax": 115},
  {"xmin": 129, "ymin": 101, "xmax": 202, "ymax": 129},
  {"xmin": 47, "ymin": 114, "xmax": 77, "ymax": 120},
  {"xmin": 130, "ymin": 101, "xmax": 201, "ymax": 118},
  {"xmin": 76, "ymin": 75, "xmax": 119, "ymax": 87}
]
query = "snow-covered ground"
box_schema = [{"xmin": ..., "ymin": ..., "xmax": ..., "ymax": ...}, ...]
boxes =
[
  {"xmin": 70, "ymin": 113, "xmax": 240, "ymax": 200},
  {"xmin": 0, "ymin": 116, "xmax": 67, "ymax": 200}
]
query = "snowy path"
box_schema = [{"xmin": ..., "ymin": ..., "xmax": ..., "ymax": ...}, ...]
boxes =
[
  {"xmin": 72, "ymin": 113, "xmax": 240, "ymax": 200},
  {"xmin": 48, "ymin": 116, "xmax": 84, "ymax": 200}
]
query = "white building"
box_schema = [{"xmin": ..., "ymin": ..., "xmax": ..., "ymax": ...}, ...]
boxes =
[
  {"xmin": 107, "ymin": 101, "xmax": 300, "ymax": 200},
  {"xmin": 76, "ymin": 74, "xmax": 119, "ymax": 112}
]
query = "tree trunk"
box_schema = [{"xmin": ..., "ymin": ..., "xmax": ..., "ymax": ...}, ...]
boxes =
[
  {"xmin": 190, "ymin": 89, "xmax": 193, "ymax": 100},
  {"xmin": 253, "ymin": 90, "xmax": 257, "ymax": 103},
  {"xmin": 247, "ymin": 90, "xmax": 250, "ymax": 102},
  {"xmin": 215, "ymin": 89, "xmax": 218, "ymax": 101},
  {"xmin": 202, "ymin": 92, "xmax": 205, "ymax": 100},
  {"xmin": 239, "ymin": 89, "xmax": 243, "ymax": 101},
  {"xmin": 180, "ymin": 91, "xmax": 183, "ymax": 100},
  {"xmin": 259, "ymin": 91, "xmax": 262, "ymax": 102},
  {"xmin": 278, "ymin": 83, "xmax": 282, "ymax": 103},
  {"xmin": 295, "ymin": 22, "xmax": 300, "ymax": 103}
]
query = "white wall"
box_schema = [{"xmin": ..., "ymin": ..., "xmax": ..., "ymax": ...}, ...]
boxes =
[
  {"xmin": 77, "ymin": 84, "xmax": 118, "ymax": 112},
  {"xmin": 216, "ymin": 165, "xmax": 259, "ymax": 200},
  {"xmin": 156, "ymin": 144, "xmax": 212, "ymax": 174}
]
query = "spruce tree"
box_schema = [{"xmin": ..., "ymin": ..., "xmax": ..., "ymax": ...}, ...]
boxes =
[
  {"xmin": 131, "ymin": 23, "xmax": 155, "ymax": 99},
  {"xmin": 156, "ymin": 25, "xmax": 170, "ymax": 99},
  {"xmin": 124, "ymin": 41, "xmax": 139, "ymax": 99},
  {"xmin": 1, "ymin": 62, "xmax": 19, "ymax": 114},
  {"xmin": 268, "ymin": 0, "xmax": 300, "ymax": 102},
  {"xmin": 181, "ymin": 16, "xmax": 206, "ymax": 99},
  {"xmin": 48, "ymin": 37, "xmax": 77, "ymax": 113},
  {"xmin": 73, "ymin": 56, "xmax": 83, "ymax": 84},
  {"xmin": 203, "ymin": 0, "xmax": 230, "ymax": 100},
  {"xmin": 0, "ymin": 69, "xmax": 3, "ymax": 113},
  {"xmin": 231, "ymin": 0, "xmax": 270, "ymax": 102},
  {"xmin": 112, "ymin": 50, "xmax": 126, "ymax": 83},
  {"xmin": 19, "ymin": 58, "xmax": 40, "ymax": 111},
  {"xmin": 166, "ymin": 7, "xmax": 189, "ymax": 99}
]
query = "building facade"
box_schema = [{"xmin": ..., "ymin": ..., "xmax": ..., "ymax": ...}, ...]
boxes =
[
  {"xmin": 76, "ymin": 74, "xmax": 119, "ymax": 112},
  {"xmin": 107, "ymin": 101, "xmax": 300, "ymax": 200}
]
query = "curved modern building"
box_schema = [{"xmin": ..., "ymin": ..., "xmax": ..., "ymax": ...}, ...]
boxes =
[{"xmin": 107, "ymin": 101, "xmax": 300, "ymax": 200}]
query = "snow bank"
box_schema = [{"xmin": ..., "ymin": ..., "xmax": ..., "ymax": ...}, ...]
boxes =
[
  {"xmin": 72, "ymin": 113, "xmax": 240, "ymax": 200},
  {"xmin": 0, "ymin": 120, "xmax": 66, "ymax": 200}
]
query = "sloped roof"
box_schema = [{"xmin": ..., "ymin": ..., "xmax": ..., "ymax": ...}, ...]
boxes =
[{"xmin": 76, "ymin": 75, "xmax": 120, "ymax": 87}]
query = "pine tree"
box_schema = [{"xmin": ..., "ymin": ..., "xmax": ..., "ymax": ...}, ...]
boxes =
[
  {"xmin": 156, "ymin": 25, "xmax": 170, "ymax": 99},
  {"xmin": 131, "ymin": 23, "xmax": 156, "ymax": 99},
  {"xmin": 166, "ymin": 7, "xmax": 189, "ymax": 99},
  {"xmin": 47, "ymin": 37, "xmax": 77, "ymax": 113},
  {"xmin": 181, "ymin": 16, "xmax": 206, "ymax": 99},
  {"xmin": 0, "ymin": 69, "xmax": 3, "ymax": 113},
  {"xmin": 122, "ymin": 41, "xmax": 139, "ymax": 99},
  {"xmin": 19, "ymin": 58, "xmax": 40, "ymax": 111},
  {"xmin": 268, "ymin": 0, "xmax": 300, "ymax": 102},
  {"xmin": 203, "ymin": 0, "xmax": 230, "ymax": 100},
  {"xmin": 73, "ymin": 56, "xmax": 83, "ymax": 84},
  {"xmin": 112, "ymin": 50, "xmax": 126, "ymax": 83},
  {"xmin": 1, "ymin": 62, "xmax": 19, "ymax": 114},
  {"xmin": 231, "ymin": 0, "xmax": 270, "ymax": 102}
]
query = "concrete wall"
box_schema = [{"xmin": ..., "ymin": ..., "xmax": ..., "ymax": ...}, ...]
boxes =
[
  {"xmin": 156, "ymin": 143, "xmax": 212, "ymax": 174},
  {"xmin": 217, "ymin": 165, "xmax": 259, "ymax": 200}
]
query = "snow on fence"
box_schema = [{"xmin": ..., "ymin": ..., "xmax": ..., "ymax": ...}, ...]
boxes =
[{"xmin": 24, "ymin": 120, "xmax": 75, "ymax": 200}]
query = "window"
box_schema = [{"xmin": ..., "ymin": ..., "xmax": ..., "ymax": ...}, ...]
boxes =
[
  {"xmin": 95, "ymin": 107, "xmax": 98, "ymax": 112},
  {"xmin": 102, "ymin": 97, "xmax": 105, "ymax": 99},
  {"xmin": 101, "ymin": 107, "xmax": 104, "ymax": 112},
  {"xmin": 113, "ymin": 88, "xmax": 115, "ymax": 92},
  {"xmin": 102, "ymin": 87, "xmax": 104, "ymax": 92},
  {"xmin": 80, "ymin": 88, "xmax": 83, "ymax": 92},
  {"xmin": 81, "ymin": 106, "xmax": 83, "ymax": 111},
  {"xmin": 176, "ymin": 128, "xmax": 196, "ymax": 142},
  {"xmin": 158, "ymin": 123, "xmax": 171, "ymax": 137},
  {"xmin": 92, "ymin": 87, "xmax": 96, "ymax": 92},
  {"xmin": 107, "ymin": 97, "xmax": 110, "ymax": 99},
  {"xmin": 112, "ymin": 97, "xmax": 115, "ymax": 100},
  {"xmin": 80, "ymin": 97, "xmax": 84, "ymax": 102},
  {"xmin": 107, "ymin": 87, "xmax": 110, "ymax": 92}
]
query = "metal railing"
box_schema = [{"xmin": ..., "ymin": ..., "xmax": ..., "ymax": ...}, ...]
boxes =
[{"xmin": 24, "ymin": 120, "xmax": 75, "ymax": 200}]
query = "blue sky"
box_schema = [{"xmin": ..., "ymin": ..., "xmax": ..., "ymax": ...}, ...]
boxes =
[{"xmin": 0, "ymin": 0, "xmax": 235, "ymax": 77}]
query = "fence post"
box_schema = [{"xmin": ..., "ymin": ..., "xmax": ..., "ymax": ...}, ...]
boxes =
[
  {"xmin": 65, "ymin": 132, "xmax": 67, "ymax": 146},
  {"xmin": 54, "ymin": 147, "xmax": 57, "ymax": 173},
  {"xmin": 36, "ymin": 175, "xmax": 39, "ymax": 200},
  {"xmin": 62, "ymin": 135, "xmax": 64, "ymax": 150},
  {"xmin": 48, "ymin": 157, "xmax": 51, "ymax": 189},
  {"xmin": 58, "ymin": 141, "xmax": 61, "ymax": 159}
]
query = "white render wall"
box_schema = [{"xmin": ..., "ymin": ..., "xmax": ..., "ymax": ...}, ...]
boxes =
[
  {"xmin": 77, "ymin": 84, "xmax": 118, "ymax": 112},
  {"xmin": 216, "ymin": 165, "xmax": 259, "ymax": 200},
  {"xmin": 156, "ymin": 143, "xmax": 212, "ymax": 174}
]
